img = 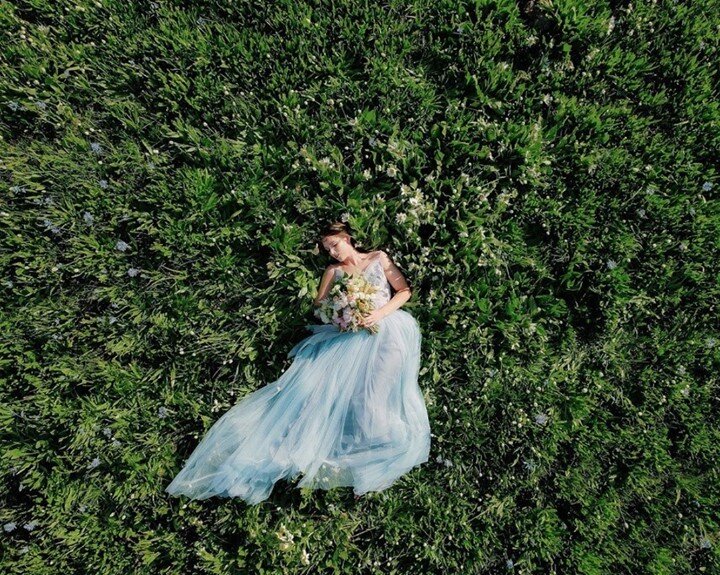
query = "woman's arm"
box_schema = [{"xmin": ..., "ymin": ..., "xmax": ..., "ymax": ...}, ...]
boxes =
[
  {"xmin": 375, "ymin": 251, "xmax": 413, "ymax": 317},
  {"xmin": 313, "ymin": 266, "xmax": 336, "ymax": 307},
  {"xmin": 377, "ymin": 288, "xmax": 412, "ymax": 317}
]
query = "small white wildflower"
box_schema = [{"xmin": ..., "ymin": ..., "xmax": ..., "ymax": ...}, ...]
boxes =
[
  {"xmin": 87, "ymin": 457, "xmax": 100, "ymax": 469},
  {"xmin": 702, "ymin": 181, "xmax": 713, "ymax": 192},
  {"xmin": 606, "ymin": 259, "xmax": 617, "ymax": 270},
  {"xmin": 4, "ymin": 522, "xmax": 16, "ymax": 532},
  {"xmin": 158, "ymin": 406, "xmax": 168, "ymax": 418},
  {"xmin": 23, "ymin": 520, "xmax": 39, "ymax": 532},
  {"xmin": 276, "ymin": 524, "xmax": 295, "ymax": 544},
  {"xmin": 607, "ymin": 16, "xmax": 616, "ymax": 34},
  {"xmin": 340, "ymin": 212, "xmax": 350, "ymax": 223},
  {"xmin": 386, "ymin": 165, "xmax": 397, "ymax": 177},
  {"xmin": 534, "ymin": 413, "xmax": 548, "ymax": 425},
  {"xmin": 127, "ymin": 267, "xmax": 140, "ymax": 277},
  {"xmin": 83, "ymin": 211, "xmax": 94, "ymax": 225},
  {"xmin": 115, "ymin": 240, "xmax": 129, "ymax": 251}
]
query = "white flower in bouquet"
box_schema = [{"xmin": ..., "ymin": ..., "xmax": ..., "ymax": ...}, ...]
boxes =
[
  {"xmin": 314, "ymin": 273, "xmax": 380, "ymax": 334},
  {"xmin": 332, "ymin": 292, "xmax": 348, "ymax": 310},
  {"xmin": 317, "ymin": 307, "xmax": 331, "ymax": 324}
]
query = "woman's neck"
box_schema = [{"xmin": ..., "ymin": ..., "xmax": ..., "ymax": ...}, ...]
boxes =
[{"xmin": 344, "ymin": 251, "xmax": 367, "ymax": 267}]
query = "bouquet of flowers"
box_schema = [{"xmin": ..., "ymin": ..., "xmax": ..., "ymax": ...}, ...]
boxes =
[{"xmin": 314, "ymin": 273, "xmax": 380, "ymax": 334}]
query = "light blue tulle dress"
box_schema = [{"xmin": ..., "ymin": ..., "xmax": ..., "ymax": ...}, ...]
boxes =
[{"xmin": 165, "ymin": 258, "xmax": 431, "ymax": 504}]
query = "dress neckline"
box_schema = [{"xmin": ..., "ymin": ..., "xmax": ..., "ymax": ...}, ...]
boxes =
[{"xmin": 336, "ymin": 255, "xmax": 381, "ymax": 279}]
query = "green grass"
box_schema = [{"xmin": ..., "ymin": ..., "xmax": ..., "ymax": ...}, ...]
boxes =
[{"xmin": 1, "ymin": 0, "xmax": 719, "ymax": 573}]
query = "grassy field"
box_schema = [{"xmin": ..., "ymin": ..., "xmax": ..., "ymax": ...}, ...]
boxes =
[{"xmin": 1, "ymin": 0, "xmax": 719, "ymax": 573}]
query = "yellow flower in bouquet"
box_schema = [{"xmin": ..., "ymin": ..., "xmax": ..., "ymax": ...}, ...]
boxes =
[{"xmin": 314, "ymin": 273, "xmax": 380, "ymax": 334}]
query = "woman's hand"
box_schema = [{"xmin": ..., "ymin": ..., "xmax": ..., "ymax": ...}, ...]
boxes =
[{"xmin": 360, "ymin": 309, "xmax": 385, "ymax": 328}]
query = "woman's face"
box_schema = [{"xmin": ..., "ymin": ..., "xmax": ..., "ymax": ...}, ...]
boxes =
[{"xmin": 321, "ymin": 235, "xmax": 347, "ymax": 261}]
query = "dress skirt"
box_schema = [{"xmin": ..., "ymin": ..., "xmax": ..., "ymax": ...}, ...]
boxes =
[{"xmin": 164, "ymin": 308, "xmax": 431, "ymax": 505}]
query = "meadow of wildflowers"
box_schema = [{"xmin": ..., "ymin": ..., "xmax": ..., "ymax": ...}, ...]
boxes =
[{"xmin": 1, "ymin": 1, "xmax": 718, "ymax": 574}]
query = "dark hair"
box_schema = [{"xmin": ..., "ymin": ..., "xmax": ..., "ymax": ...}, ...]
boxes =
[{"xmin": 317, "ymin": 221, "xmax": 373, "ymax": 255}]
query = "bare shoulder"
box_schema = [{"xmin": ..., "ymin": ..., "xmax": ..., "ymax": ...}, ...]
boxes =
[{"xmin": 374, "ymin": 250, "xmax": 391, "ymax": 267}]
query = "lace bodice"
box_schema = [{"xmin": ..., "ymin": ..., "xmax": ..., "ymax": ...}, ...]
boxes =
[{"xmin": 334, "ymin": 257, "xmax": 392, "ymax": 308}]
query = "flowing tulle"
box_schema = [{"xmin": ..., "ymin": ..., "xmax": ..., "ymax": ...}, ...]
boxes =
[{"xmin": 164, "ymin": 308, "xmax": 431, "ymax": 504}]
